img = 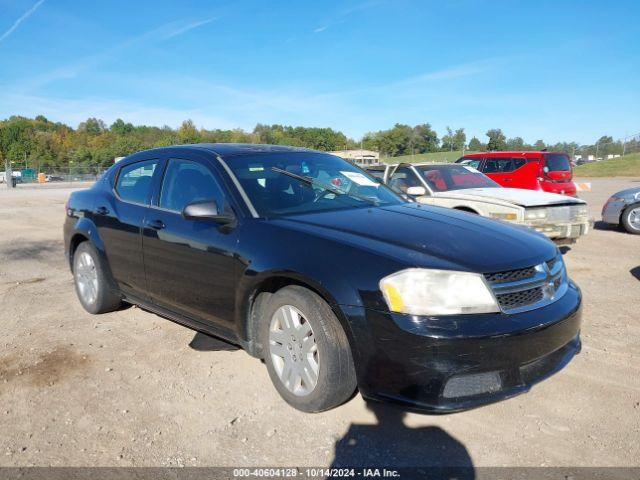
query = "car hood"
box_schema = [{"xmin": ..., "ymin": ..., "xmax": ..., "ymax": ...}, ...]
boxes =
[
  {"xmin": 435, "ymin": 187, "xmax": 585, "ymax": 207},
  {"xmin": 273, "ymin": 203, "xmax": 557, "ymax": 273}
]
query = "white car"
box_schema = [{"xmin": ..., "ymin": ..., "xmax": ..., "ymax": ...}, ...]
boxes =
[{"xmin": 366, "ymin": 163, "xmax": 591, "ymax": 244}]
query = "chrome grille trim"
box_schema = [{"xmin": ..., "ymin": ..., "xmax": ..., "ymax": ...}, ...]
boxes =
[{"xmin": 484, "ymin": 255, "xmax": 567, "ymax": 314}]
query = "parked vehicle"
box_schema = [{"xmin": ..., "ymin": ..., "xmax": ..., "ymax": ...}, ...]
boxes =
[
  {"xmin": 64, "ymin": 144, "xmax": 582, "ymax": 413},
  {"xmin": 46, "ymin": 174, "xmax": 65, "ymax": 182},
  {"xmin": 367, "ymin": 163, "xmax": 590, "ymax": 244},
  {"xmin": 456, "ymin": 151, "xmax": 577, "ymax": 196},
  {"xmin": 601, "ymin": 187, "xmax": 640, "ymax": 234}
]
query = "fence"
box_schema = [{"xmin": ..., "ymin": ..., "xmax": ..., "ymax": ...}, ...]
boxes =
[{"xmin": 0, "ymin": 166, "xmax": 103, "ymax": 186}]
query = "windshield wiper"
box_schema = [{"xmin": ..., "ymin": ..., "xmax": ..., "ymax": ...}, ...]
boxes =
[{"xmin": 270, "ymin": 167, "xmax": 379, "ymax": 205}]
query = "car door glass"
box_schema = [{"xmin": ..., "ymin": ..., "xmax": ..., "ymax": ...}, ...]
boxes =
[
  {"xmin": 461, "ymin": 159, "xmax": 481, "ymax": 169},
  {"xmin": 389, "ymin": 168, "xmax": 422, "ymax": 194},
  {"xmin": 512, "ymin": 158, "xmax": 526, "ymax": 170},
  {"xmin": 484, "ymin": 158, "xmax": 513, "ymax": 173},
  {"xmin": 115, "ymin": 159, "xmax": 158, "ymax": 204},
  {"xmin": 160, "ymin": 159, "xmax": 222, "ymax": 213}
]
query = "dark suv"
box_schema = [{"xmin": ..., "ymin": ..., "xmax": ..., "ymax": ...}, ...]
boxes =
[{"xmin": 64, "ymin": 144, "xmax": 582, "ymax": 413}]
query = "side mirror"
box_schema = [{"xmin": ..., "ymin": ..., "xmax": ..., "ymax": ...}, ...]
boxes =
[
  {"xmin": 182, "ymin": 200, "xmax": 235, "ymax": 225},
  {"xmin": 406, "ymin": 186, "xmax": 427, "ymax": 196}
]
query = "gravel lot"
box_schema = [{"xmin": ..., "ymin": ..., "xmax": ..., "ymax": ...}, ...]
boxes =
[{"xmin": 0, "ymin": 178, "xmax": 638, "ymax": 468}]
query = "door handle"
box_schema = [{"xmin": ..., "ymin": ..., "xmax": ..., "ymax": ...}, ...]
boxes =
[
  {"xmin": 146, "ymin": 219, "xmax": 165, "ymax": 230},
  {"xmin": 96, "ymin": 206, "xmax": 109, "ymax": 215}
]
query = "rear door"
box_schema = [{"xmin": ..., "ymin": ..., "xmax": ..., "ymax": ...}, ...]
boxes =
[
  {"xmin": 482, "ymin": 157, "xmax": 525, "ymax": 187},
  {"xmin": 93, "ymin": 158, "xmax": 159, "ymax": 299},
  {"xmin": 142, "ymin": 153, "xmax": 240, "ymax": 331}
]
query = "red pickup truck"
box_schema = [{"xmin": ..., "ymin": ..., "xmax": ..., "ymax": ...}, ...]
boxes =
[{"xmin": 456, "ymin": 151, "xmax": 577, "ymax": 196}]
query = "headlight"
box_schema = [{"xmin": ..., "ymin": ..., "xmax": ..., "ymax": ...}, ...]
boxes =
[
  {"xmin": 489, "ymin": 212, "xmax": 518, "ymax": 221},
  {"xmin": 379, "ymin": 268, "xmax": 500, "ymax": 316},
  {"xmin": 524, "ymin": 208, "xmax": 547, "ymax": 220}
]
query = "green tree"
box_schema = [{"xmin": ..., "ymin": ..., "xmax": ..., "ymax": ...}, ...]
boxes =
[
  {"xmin": 506, "ymin": 137, "xmax": 525, "ymax": 150},
  {"xmin": 110, "ymin": 118, "xmax": 134, "ymax": 135},
  {"xmin": 78, "ymin": 118, "xmax": 106, "ymax": 135},
  {"xmin": 533, "ymin": 139, "xmax": 546, "ymax": 150},
  {"xmin": 486, "ymin": 129, "xmax": 507, "ymax": 151},
  {"xmin": 177, "ymin": 120, "xmax": 201, "ymax": 144},
  {"xmin": 467, "ymin": 137, "xmax": 484, "ymax": 151}
]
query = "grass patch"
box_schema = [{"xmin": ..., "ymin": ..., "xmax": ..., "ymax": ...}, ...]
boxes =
[
  {"xmin": 574, "ymin": 153, "xmax": 640, "ymax": 177},
  {"xmin": 381, "ymin": 150, "xmax": 468, "ymax": 164}
]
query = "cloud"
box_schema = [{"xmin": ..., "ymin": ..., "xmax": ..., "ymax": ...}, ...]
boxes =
[
  {"xmin": 0, "ymin": 0, "xmax": 46, "ymax": 45},
  {"xmin": 313, "ymin": 26, "xmax": 327, "ymax": 33},
  {"xmin": 18, "ymin": 16, "xmax": 219, "ymax": 90},
  {"xmin": 164, "ymin": 17, "xmax": 217, "ymax": 39}
]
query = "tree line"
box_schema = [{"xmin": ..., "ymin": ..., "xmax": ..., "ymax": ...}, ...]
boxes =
[{"xmin": 0, "ymin": 115, "xmax": 634, "ymax": 173}]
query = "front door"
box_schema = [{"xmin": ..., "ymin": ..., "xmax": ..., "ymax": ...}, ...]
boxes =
[{"xmin": 142, "ymin": 156, "xmax": 239, "ymax": 331}]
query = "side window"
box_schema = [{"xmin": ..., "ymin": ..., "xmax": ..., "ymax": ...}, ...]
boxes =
[
  {"xmin": 389, "ymin": 167, "xmax": 422, "ymax": 194},
  {"xmin": 115, "ymin": 159, "xmax": 158, "ymax": 204},
  {"xmin": 512, "ymin": 158, "xmax": 526, "ymax": 170},
  {"xmin": 365, "ymin": 169, "xmax": 385, "ymax": 181},
  {"xmin": 159, "ymin": 159, "xmax": 222, "ymax": 213},
  {"xmin": 459, "ymin": 158, "xmax": 481, "ymax": 169},
  {"xmin": 484, "ymin": 158, "xmax": 515, "ymax": 173}
]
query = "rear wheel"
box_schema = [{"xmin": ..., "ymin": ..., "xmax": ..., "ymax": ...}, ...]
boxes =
[
  {"xmin": 621, "ymin": 204, "xmax": 640, "ymax": 234},
  {"xmin": 260, "ymin": 286, "xmax": 357, "ymax": 412},
  {"xmin": 73, "ymin": 242, "xmax": 121, "ymax": 314}
]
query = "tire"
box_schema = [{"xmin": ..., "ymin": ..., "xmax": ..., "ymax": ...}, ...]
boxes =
[
  {"xmin": 73, "ymin": 241, "xmax": 122, "ymax": 314},
  {"xmin": 621, "ymin": 203, "xmax": 640, "ymax": 235},
  {"xmin": 260, "ymin": 285, "xmax": 357, "ymax": 412}
]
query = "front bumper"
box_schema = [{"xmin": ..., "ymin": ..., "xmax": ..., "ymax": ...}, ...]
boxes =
[
  {"xmin": 524, "ymin": 220, "xmax": 591, "ymax": 241},
  {"xmin": 344, "ymin": 281, "xmax": 582, "ymax": 413},
  {"xmin": 602, "ymin": 199, "xmax": 625, "ymax": 225}
]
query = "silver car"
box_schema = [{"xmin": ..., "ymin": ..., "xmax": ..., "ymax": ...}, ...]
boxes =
[{"xmin": 601, "ymin": 187, "xmax": 640, "ymax": 234}]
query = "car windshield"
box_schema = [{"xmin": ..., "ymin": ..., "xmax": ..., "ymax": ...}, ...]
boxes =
[
  {"xmin": 225, "ymin": 152, "xmax": 404, "ymax": 217},
  {"xmin": 544, "ymin": 154, "xmax": 571, "ymax": 172},
  {"xmin": 416, "ymin": 165, "xmax": 501, "ymax": 192}
]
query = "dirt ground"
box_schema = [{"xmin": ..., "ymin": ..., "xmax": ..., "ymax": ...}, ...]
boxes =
[{"xmin": 0, "ymin": 177, "xmax": 638, "ymax": 468}]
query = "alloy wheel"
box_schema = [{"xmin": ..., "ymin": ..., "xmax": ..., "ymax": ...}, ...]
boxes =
[
  {"xmin": 268, "ymin": 305, "xmax": 319, "ymax": 396},
  {"xmin": 628, "ymin": 207, "xmax": 640, "ymax": 230},
  {"xmin": 75, "ymin": 251, "xmax": 99, "ymax": 305}
]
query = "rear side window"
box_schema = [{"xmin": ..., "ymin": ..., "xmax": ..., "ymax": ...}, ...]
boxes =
[
  {"xmin": 115, "ymin": 160, "xmax": 158, "ymax": 204},
  {"xmin": 159, "ymin": 159, "xmax": 222, "ymax": 213},
  {"xmin": 483, "ymin": 158, "xmax": 525, "ymax": 173},
  {"xmin": 544, "ymin": 154, "xmax": 571, "ymax": 172}
]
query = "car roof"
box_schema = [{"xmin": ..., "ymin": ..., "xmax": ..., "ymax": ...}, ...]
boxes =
[
  {"xmin": 462, "ymin": 151, "xmax": 567, "ymax": 158},
  {"xmin": 174, "ymin": 143, "xmax": 316, "ymax": 157},
  {"xmin": 125, "ymin": 143, "xmax": 318, "ymax": 160}
]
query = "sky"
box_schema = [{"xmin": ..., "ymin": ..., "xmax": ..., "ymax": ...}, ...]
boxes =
[{"xmin": 0, "ymin": 0, "xmax": 638, "ymax": 144}]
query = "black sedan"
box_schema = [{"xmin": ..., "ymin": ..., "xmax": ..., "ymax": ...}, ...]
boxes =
[{"xmin": 63, "ymin": 144, "xmax": 582, "ymax": 413}]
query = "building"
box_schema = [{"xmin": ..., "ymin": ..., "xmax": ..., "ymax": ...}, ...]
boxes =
[{"xmin": 329, "ymin": 149, "xmax": 380, "ymax": 166}]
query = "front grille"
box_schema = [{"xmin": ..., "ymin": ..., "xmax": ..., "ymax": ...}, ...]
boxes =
[
  {"xmin": 496, "ymin": 287, "xmax": 544, "ymax": 310},
  {"xmin": 484, "ymin": 266, "xmax": 536, "ymax": 284},
  {"xmin": 484, "ymin": 254, "xmax": 567, "ymax": 314}
]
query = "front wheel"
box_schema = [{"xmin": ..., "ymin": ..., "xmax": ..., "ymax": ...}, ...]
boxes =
[
  {"xmin": 73, "ymin": 241, "xmax": 122, "ymax": 314},
  {"xmin": 621, "ymin": 203, "xmax": 640, "ymax": 234},
  {"xmin": 260, "ymin": 286, "xmax": 357, "ymax": 412}
]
